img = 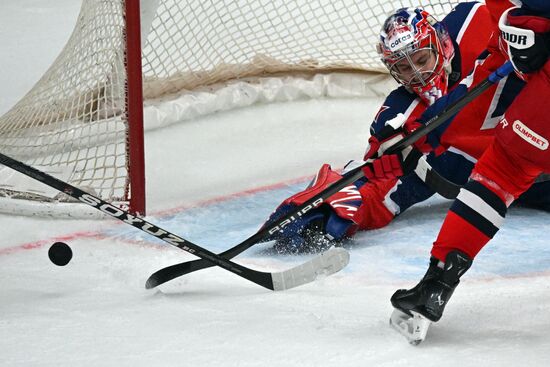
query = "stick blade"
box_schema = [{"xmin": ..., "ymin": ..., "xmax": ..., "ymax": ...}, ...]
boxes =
[
  {"xmin": 145, "ymin": 263, "xmax": 184, "ymax": 289},
  {"xmin": 270, "ymin": 247, "xmax": 350, "ymax": 291},
  {"xmin": 145, "ymin": 273, "xmax": 162, "ymax": 289}
]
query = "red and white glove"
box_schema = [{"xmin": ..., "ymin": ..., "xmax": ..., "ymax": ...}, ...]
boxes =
[
  {"xmin": 362, "ymin": 113, "xmax": 427, "ymax": 181},
  {"xmin": 280, "ymin": 164, "xmax": 363, "ymax": 225},
  {"xmin": 499, "ymin": 7, "xmax": 550, "ymax": 75},
  {"xmin": 262, "ymin": 163, "xmax": 364, "ymax": 253}
]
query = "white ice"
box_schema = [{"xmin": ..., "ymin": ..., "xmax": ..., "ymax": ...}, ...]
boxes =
[{"xmin": 1, "ymin": 2, "xmax": 549, "ymax": 367}]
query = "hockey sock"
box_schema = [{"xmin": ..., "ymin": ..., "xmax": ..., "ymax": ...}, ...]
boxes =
[{"xmin": 431, "ymin": 179, "xmax": 507, "ymax": 261}]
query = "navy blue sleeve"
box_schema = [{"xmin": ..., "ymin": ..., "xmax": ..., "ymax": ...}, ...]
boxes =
[
  {"xmin": 370, "ymin": 86, "xmax": 418, "ymax": 136},
  {"xmin": 417, "ymin": 82, "xmax": 469, "ymax": 148}
]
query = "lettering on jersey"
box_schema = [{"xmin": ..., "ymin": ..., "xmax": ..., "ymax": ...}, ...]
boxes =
[
  {"xmin": 512, "ymin": 120, "xmax": 548, "ymax": 150},
  {"xmin": 499, "ymin": 117, "xmax": 509, "ymax": 129}
]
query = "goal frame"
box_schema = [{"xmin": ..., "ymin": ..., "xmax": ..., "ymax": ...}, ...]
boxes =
[{"xmin": 125, "ymin": 0, "xmax": 146, "ymax": 215}]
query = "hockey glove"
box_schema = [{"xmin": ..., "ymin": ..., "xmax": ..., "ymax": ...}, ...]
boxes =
[
  {"xmin": 264, "ymin": 164, "xmax": 361, "ymax": 254},
  {"xmin": 499, "ymin": 7, "xmax": 550, "ymax": 74},
  {"xmin": 363, "ymin": 113, "xmax": 429, "ymax": 181},
  {"xmin": 362, "ymin": 148, "xmax": 423, "ymax": 181}
]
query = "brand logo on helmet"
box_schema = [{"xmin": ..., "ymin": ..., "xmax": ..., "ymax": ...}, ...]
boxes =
[
  {"xmin": 512, "ymin": 120, "xmax": 548, "ymax": 150},
  {"xmin": 389, "ymin": 33, "xmax": 412, "ymax": 50},
  {"xmin": 378, "ymin": 8, "xmax": 454, "ymax": 106}
]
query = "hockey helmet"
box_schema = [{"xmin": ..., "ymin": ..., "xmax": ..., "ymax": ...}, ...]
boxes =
[{"xmin": 378, "ymin": 8, "xmax": 455, "ymax": 104}]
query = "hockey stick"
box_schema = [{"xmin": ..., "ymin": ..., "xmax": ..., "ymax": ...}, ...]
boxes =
[
  {"xmin": 0, "ymin": 152, "xmax": 350, "ymax": 291},
  {"xmin": 414, "ymin": 156, "xmax": 460, "ymax": 199},
  {"xmin": 147, "ymin": 157, "xmax": 459, "ymax": 289},
  {"xmin": 146, "ymin": 61, "xmax": 514, "ymax": 288}
]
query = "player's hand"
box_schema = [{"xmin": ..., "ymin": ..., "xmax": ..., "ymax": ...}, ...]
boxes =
[
  {"xmin": 499, "ymin": 7, "xmax": 550, "ymax": 74},
  {"xmin": 364, "ymin": 113, "xmax": 435, "ymax": 162},
  {"xmin": 362, "ymin": 113, "xmax": 429, "ymax": 181},
  {"xmin": 362, "ymin": 147, "xmax": 422, "ymax": 181},
  {"xmin": 263, "ymin": 164, "xmax": 360, "ymax": 253}
]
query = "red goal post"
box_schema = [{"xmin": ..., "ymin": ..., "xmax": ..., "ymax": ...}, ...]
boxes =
[{"xmin": 0, "ymin": 0, "xmax": 461, "ymax": 218}]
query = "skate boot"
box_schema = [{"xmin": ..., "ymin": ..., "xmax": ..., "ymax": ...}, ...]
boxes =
[{"xmin": 389, "ymin": 250, "xmax": 472, "ymax": 344}]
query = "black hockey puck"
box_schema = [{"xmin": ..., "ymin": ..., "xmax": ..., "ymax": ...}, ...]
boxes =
[{"xmin": 48, "ymin": 242, "xmax": 73, "ymax": 266}]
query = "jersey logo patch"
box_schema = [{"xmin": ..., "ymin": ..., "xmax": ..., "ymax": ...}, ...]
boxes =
[{"xmin": 512, "ymin": 120, "xmax": 548, "ymax": 151}]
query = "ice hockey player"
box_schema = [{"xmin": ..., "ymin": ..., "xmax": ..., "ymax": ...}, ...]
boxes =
[
  {"xmin": 263, "ymin": 1, "xmax": 550, "ymax": 255},
  {"xmin": 388, "ymin": 0, "xmax": 550, "ymax": 344}
]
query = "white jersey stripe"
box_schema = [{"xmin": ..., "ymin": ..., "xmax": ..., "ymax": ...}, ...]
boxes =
[
  {"xmin": 456, "ymin": 188, "xmax": 505, "ymax": 228},
  {"xmin": 455, "ymin": 2, "xmax": 483, "ymax": 45}
]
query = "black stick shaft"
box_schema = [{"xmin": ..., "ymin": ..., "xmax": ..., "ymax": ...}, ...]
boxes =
[
  {"xmin": 146, "ymin": 61, "xmax": 514, "ymax": 287},
  {"xmin": 0, "ymin": 152, "xmax": 278, "ymax": 289}
]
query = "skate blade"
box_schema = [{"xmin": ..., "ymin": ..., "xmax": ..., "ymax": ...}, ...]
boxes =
[{"xmin": 389, "ymin": 309, "xmax": 431, "ymax": 345}]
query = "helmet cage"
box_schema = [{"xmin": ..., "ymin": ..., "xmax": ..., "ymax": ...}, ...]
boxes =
[
  {"xmin": 378, "ymin": 8, "xmax": 454, "ymax": 101},
  {"xmin": 386, "ymin": 44, "xmax": 441, "ymax": 88}
]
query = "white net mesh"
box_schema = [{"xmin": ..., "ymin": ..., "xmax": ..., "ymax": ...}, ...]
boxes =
[
  {"xmin": 0, "ymin": 0, "xmax": 461, "ymax": 217},
  {"xmin": 0, "ymin": 1, "xmax": 128, "ymax": 212},
  {"xmin": 141, "ymin": 0, "xmax": 461, "ymax": 97}
]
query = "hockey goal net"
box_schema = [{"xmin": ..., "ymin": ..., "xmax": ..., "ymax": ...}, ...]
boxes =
[{"xmin": 0, "ymin": 0, "xmax": 461, "ymax": 218}]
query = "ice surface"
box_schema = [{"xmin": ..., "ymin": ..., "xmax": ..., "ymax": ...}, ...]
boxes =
[{"xmin": 0, "ymin": 2, "xmax": 549, "ymax": 367}]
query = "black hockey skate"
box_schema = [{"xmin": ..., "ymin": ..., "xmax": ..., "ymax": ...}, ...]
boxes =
[{"xmin": 389, "ymin": 250, "xmax": 472, "ymax": 345}]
